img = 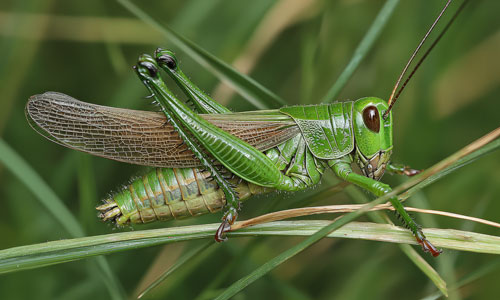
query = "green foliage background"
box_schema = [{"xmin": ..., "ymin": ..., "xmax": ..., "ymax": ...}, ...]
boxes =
[{"xmin": 0, "ymin": 0, "xmax": 499, "ymax": 299}]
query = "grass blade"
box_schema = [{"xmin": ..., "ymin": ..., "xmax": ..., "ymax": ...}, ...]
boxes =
[
  {"xmin": 0, "ymin": 138, "xmax": 83, "ymax": 237},
  {"xmin": 1, "ymin": 221, "xmax": 499, "ymax": 276},
  {"xmin": 345, "ymin": 186, "xmax": 447, "ymax": 296},
  {"xmin": 321, "ymin": 0, "xmax": 400, "ymax": 103},
  {"xmin": 0, "ymin": 139, "xmax": 125, "ymax": 299},
  {"xmin": 137, "ymin": 241, "xmax": 214, "ymax": 299},
  {"xmin": 117, "ymin": 0, "xmax": 285, "ymax": 109}
]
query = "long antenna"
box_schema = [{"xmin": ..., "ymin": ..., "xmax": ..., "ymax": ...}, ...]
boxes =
[{"xmin": 383, "ymin": 0, "xmax": 468, "ymax": 119}]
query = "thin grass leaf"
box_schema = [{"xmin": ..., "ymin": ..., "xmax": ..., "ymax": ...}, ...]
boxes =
[
  {"xmin": 142, "ymin": 243, "xmax": 219, "ymax": 299},
  {"xmin": 0, "ymin": 0, "xmax": 53, "ymax": 133},
  {"xmin": 399, "ymin": 244, "xmax": 447, "ymax": 296},
  {"xmin": 117, "ymin": 0, "xmax": 285, "ymax": 109},
  {"xmin": 77, "ymin": 153, "xmax": 98, "ymax": 232},
  {"xmin": 420, "ymin": 258, "xmax": 500, "ymax": 300},
  {"xmin": 192, "ymin": 240, "xmax": 264, "ymax": 300},
  {"xmin": 320, "ymin": 0, "xmax": 400, "ymax": 103},
  {"xmin": 137, "ymin": 241, "xmax": 213, "ymax": 299},
  {"xmin": 325, "ymin": 249, "xmax": 389, "ymax": 299},
  {"xmin": 0, "ymin": 139, "xmax": 125, "ymax": 300},
  {"xmin": 345, "ymin": 186, "xmax": 448, "ymax": 297},
  {"xmin": 54, "ymin": 278, "xmax": 99, "ymax": 300},
  {"xmin": 400, "ymin": 131, "xmax": 500, "ymax": 202},
  {"xmin": 0, "ymin": 139, "xmax": 83, "ymax": 237},
  {"xmin": 2, "ymin": 221, "xmax": 499, "ymax": 276}
]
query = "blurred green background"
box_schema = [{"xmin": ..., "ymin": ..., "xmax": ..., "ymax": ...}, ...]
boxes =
[{"xmin": 1, "ymin": 0, "xmax": 499, "ymax": 299}]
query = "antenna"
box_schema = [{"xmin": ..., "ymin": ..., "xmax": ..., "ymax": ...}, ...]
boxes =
[{"xmin": 383, "ymin": 0, "xmax": 469, "ymax": 119}]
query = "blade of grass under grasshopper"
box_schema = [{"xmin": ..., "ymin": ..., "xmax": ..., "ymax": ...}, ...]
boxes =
[
  {"xmin": 0, "ymin": 139, "xmax": 125, "ymax": 300},
  {"xmin": 2, "ymin": 221, "xmax": 500, "ymax": 275},
  {"xmin": 321, "ymin": 0, "xmax": 400, "ymax": 103},
  {"xmin": 117, "ymin": 0, "xmax": 285, "ymax": 109}
]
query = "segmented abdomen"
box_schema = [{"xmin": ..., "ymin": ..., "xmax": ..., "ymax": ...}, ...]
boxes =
[{"xmin": 97, "ymin": 167, "xmax": 267, "ymax": 225}]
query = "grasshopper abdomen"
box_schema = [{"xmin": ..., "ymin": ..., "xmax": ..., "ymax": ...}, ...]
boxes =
[{"xmin": 97, "ymin": 167, "xmax": 268, "ymax": 225}]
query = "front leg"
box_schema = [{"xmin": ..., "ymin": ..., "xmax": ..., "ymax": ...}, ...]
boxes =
[{"xmin": 329, "ymin": 157, "xmax": 441, "ymax": 257}]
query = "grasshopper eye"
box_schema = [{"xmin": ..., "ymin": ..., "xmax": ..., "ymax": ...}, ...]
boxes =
[
  {"xmin": 362, "ymin": 106, "xmax": 380, "ymax": 133},
  {"xmin": 157, "ymin": 55, "xmax": 177, "ymax": 70},
  {"xmin": 139, "ymin": 61, "xmax": 158, "ymax": 77}
]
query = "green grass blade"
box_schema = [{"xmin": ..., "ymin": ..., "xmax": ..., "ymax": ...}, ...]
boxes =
[
  {"xmin": 421, "ymin": 258, "xmax": 500, "ymax": 300},
  {"xmin": 0, "ymin": 138, "xmax": 83, "ymax": 237},
  {"xmin": 137, "ymin": 241, "xmax": 214, "ymax": 299},
  {"xmin": 77, "ymin": 153, "xmax": 98, "ymax": 232},
  {"xmin": 401, "ymin": 137, "xmax": 500, "ymax": 202},
  {"xmin": 145, "ymin": 243, "xmax": 220, "ymax": 299},
  {"xmin": 321, "ymin": 0, "xmax": 400, "ymax": 103},
  {"xmin": 345, "ymin": 186, "xmax": 448, "ymax": 296},
  {"xmin": 117, "ymin": 0, "xmax": 285, "ymax": 109},
  {"xmin": 399, "ymin": 244, "xmax": 448, "ymax": 297},
  {"xmin": 1, "ymin": 221, "xmax": 499, "ymax": 276},
  {"xmin": 0, "ymin": 139, "xmax": 125, "ymax": 300},
  {"xmin": 92, "ymin": 258, "xmax": 126, "ymax": 300}
]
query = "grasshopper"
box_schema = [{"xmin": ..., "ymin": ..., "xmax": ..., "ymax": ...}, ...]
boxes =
[{"xmin": 25, "ymin": 0, "xmax": 466, "ymax": 257}]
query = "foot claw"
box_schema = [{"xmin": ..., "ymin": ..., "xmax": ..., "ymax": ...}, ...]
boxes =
[
  {"xmin": 214, "ymin": 208, "xmax": 239, "ymax": 242},
  {"xmin": 403, "ymin": 166, "xmax": 422, "ymax": 177},
  {"xmin": 214, "ymin": 220, "xmax": 231, "ymax": 242},
  {"xmin": 416, "ymin": 234, "xmax": 442, "ymax": 257}
]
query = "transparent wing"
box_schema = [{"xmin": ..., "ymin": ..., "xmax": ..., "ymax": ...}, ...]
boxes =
[{"xmin": 26, "ymin": 92, "xmax": 299, "ymax": 168}]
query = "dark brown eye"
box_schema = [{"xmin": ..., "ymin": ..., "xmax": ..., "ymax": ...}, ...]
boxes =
[
  {"xmin": 362, "ymin": 106, "xmax": 380, "ymax": 133},
  {"xmin": 139, "ymin": 61, "xmax": 158, "ymax": 77},
  {"xmin": 157, "ymin": 55, "xmax": 176, "ymax": 69}
]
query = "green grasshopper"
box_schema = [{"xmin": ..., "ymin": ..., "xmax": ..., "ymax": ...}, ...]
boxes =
[{"xmin": 25, "ymin": 0, "xmax": 466, "ymax": 257}]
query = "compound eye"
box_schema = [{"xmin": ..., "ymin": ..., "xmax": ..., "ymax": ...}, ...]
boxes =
[
  {"xmin": 157, "ymin": 55, "xmax": 176, "ymax": 69},
  {"xmin": 139, "ymin": 61, "xmax": 158, "ymax": 77},
  {"xmin": 362, "ymin": 106, "xmax": 380, "ymax": 133}
]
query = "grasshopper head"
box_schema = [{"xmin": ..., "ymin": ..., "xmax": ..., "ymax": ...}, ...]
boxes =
[{"xmin": 352, "ymin": 97, "xmax": 393, "ymax": 180}]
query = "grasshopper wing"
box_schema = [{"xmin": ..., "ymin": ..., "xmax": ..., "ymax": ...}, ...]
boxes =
[{"xmin": 26, "ymin": 92, "xmax": 299, "ymax": 168}]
